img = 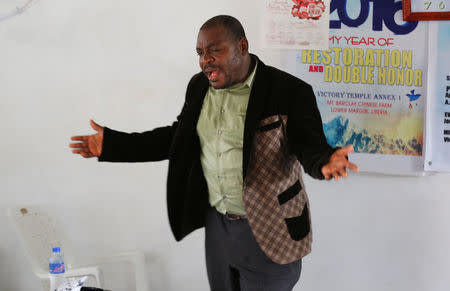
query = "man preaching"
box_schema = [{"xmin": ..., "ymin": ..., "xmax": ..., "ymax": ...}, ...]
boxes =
[{"xmin": 70, "ymin": 15, "xmax": 358, "ymax": 291}]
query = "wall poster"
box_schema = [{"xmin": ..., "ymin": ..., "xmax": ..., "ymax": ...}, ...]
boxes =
[
  {"xmin": 281, "ymin": 0, "xmax": 427, "ymax": 174},
  {"xmin": 425, "ymin": 21, "xmax": 450, "ymax": 172}
]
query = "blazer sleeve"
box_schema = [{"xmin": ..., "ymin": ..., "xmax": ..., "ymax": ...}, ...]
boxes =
[
  {"xmin": 286, "ymin": 82, "xmax": 336, "ymax": 179},
  {"xmin": 97, "ymin": 119, "xmax": 179, "ymax": 163}
]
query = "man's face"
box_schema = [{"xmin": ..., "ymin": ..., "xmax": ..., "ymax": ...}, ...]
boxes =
[{"xmin": 196, "ymin": 25, "xmax": 246, "ymax": 89}]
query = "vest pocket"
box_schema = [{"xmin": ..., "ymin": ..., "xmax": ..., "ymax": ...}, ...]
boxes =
[
  {"xmin": 277, "ymin": 180, "xmax": 302, "ymax": 205},
  {"xmin": 284, "ymin": 204, "xmax": 310, "ymax": 241}
]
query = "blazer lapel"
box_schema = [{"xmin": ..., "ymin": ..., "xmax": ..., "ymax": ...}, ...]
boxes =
[{"xmin": 243, "ymin": 56, "xmax": 269, "ymax": 179}]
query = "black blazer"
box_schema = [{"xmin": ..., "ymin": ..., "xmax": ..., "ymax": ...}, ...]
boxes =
[{"xmin": 99, "ymin": 55, "xmax": 334, "ymax": 242}]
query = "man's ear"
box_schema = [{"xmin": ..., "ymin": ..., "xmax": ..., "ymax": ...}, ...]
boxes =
[{"xmin": 238, "ymin": 37, "xmax": 249, "ymax": 55}]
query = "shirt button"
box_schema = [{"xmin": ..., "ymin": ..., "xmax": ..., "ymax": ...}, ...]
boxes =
[
  {"xmin": 217, "ymin": 153, "xmax": 222, "ymax": 157},
  {"xmin": 218, "ymin": 130, "xmax": 223, "ymax": 135},
  {"xmin": 223, "ymin": 194, "xmax": 227, "ymax": 199},
  {"xmin": 217, "ymin": 175, "xmax": 223, "ymax": 179},
  {"xmin": 221, "ymin": 109, "xmax": 225, "ymax": 113}
]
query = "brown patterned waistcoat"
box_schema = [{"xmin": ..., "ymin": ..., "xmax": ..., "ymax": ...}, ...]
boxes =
[{"xmin": 243, "ymin": 115, "xmax": 312, "ymax": 264}]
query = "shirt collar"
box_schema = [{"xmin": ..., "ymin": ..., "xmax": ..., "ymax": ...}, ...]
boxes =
[{"xmin": 240, "ymin": 58, "xmax": 258, "ymax": 89}]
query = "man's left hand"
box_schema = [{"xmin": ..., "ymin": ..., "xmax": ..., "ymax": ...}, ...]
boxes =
[{"xmin": 321, "ymin": 145, "xmax": 359, "ymax": 180}]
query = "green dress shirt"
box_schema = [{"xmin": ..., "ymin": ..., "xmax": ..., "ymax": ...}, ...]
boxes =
[{"xmin": 196, "ymin": 62, "xmax": 258, "ymax": 216}]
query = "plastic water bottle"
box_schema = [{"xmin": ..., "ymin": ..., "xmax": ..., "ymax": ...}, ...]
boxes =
[{"xmin": 49, "ymin": 247, "xmax": 65, "ymax": 291}]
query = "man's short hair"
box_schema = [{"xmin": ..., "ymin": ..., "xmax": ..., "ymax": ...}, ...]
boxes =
[{"xmin": 200, "ymin": 15, "xmax": 246, "ymax": 42}]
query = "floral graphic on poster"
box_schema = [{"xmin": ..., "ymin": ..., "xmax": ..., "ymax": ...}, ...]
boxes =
[
  {"xmin": 263, "ymin": 0, "xmax": 330, "ymax": 50},
  {"xmin": 291, "ymin": 0, "xmax": 326, "ymax": 19}
]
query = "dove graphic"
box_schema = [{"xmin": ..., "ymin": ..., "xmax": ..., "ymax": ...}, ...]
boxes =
[{"xmin": 406, "ymin": 90, "xmax": 421, "ymax": 102}]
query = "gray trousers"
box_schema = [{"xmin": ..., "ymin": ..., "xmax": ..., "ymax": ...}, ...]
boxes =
[{"xmin": 205, "ymin": 207, "xmax": 302, "ymax": 291}]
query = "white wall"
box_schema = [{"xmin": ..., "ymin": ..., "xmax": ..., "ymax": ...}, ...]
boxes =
[{"xmin": 1, "ymin": 1, "xmax": 450, "ymax": 290}]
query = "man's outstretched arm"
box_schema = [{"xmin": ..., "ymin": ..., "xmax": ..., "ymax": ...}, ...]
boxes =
[
  {"xmin": 70, "ymin": 119, "xmax": 104, "ymax": 158},
  {"xmin": 287, "ymin": 83, "xmax": 358, "ymax": 180},
  {"xmin": 69, "ymin": 119, "xmax": 178, "ymax": 162},
  {"xmin": 321, "ymin": 145, "xmax": 359, "ymax": 180}
]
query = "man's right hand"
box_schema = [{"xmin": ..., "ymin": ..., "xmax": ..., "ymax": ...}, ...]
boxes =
[{"xmin": 70, "ymin": 119, "xmax": 104, "ymax": 158}]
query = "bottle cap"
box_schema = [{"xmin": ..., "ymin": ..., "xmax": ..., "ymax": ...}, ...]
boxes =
[{"xmin": 52, "ymin": 247, "xmax": 61, "ymax": 253}]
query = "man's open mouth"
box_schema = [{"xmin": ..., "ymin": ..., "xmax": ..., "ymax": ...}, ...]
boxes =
[
  {"xmin": 204, "ymin": 67, "xmax": 221, "ymax": 81},
  {"xmin": 208, "ymin": 71, "xmax": 219, "ymax": 81}
]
